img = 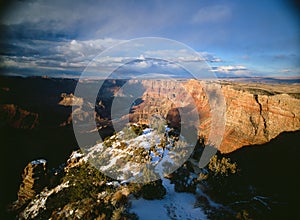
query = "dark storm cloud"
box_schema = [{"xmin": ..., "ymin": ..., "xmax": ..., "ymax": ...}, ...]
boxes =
[{"xmin": 0, "ymin": 0, "xmax": 180, "ymax": 40}]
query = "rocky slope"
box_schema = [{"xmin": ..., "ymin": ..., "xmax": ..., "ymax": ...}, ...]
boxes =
[
  {"xmin": 9, "ymin": 124, "xmax": 234, "ymax": 219},
  {"xmin": 0, "ymin": 104, "xmax": 39, "ymax": 129},
  {"xmin": 11, "ymin": 127, "xmax": 298, "ymax": 219},
  {"xmin": 10, "ymin": 148, "xmax": 166, "ymax": 219},
  {"xmin": 11, "ymin": 160, "xmax": 47, "ymax": 210}
]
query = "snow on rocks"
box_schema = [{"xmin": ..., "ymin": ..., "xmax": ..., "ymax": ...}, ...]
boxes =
[
  {"xmin": 20, "ymin": 181, "xmax": 69, "ymax": 219},
  {"xmin": 30, "ymin": 159, "xmax": 47, "ymax": 165},
  {"xmin": 82, "ymin": 125, "xmax": 184, "ymax": 182}
]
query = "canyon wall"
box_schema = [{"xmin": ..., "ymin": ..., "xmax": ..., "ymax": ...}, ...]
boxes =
[
  {"xmin": 214, "ymin": 82, "xmax": 300, "ymax": 153},
  {"xmin": 121, "ymin": 80, "xmax": 300, "ymax": 153}
]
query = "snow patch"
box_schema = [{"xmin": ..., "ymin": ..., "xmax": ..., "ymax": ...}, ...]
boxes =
[
  {"xmin": 142, "ymin": 128, "xmax": 152, "ymax": 135},
  {"xmin": 70, "ymin": 151, "xmax": 84, "ymax": 159},
  {"xmin": 31, "ymin": 159, "xmax": 47, "ymax": 165},
  {"xmin": 21, "ymin": 181, "xmax": 69, "ymax": 219},
  {"xmin": 131, "ymin": 178, "xmax": 207, "ymax": 220}
]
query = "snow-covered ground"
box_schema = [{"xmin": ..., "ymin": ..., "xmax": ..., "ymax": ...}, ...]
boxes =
[
  {"xmin": 84, "ymin": 125, "xmax": 191, "ymax": 182},
  {"xmin": 83, "ymin": 125, "xmax": 211, "ymax": 219},
  {"xmin": 130, "ymin": 178, "xmax": 207, "ymax": 220}
]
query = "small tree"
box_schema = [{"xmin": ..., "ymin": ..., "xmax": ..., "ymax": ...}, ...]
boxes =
[
  {"xmin": 202, "ymin": 154, "xmax": 239, "ymax": 203},
  {"xmin": 208, "ymin": 155, "xmax": 237, "ymax": 176}
]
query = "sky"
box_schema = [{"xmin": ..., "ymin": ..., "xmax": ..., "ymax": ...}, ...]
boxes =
[{"xmin": 0, "ymin": 0, "xmax": 299, "ymax": 78}]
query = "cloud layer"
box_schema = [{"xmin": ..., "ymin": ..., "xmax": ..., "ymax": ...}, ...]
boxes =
[
  {"xmin": 0, "ymin": 38, "xmax": 225, "ymax": 78},
  {"xmin": 0, "ymin": 0, "xmax": 299, "ymax": 77}
]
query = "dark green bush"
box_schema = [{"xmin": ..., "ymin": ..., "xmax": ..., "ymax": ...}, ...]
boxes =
[{"xmin": 141, "ymin": 180, "xmax": 166, "ymax": 200}]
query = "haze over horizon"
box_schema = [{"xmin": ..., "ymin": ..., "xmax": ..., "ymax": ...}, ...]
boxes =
[{"xmin": 0, "ymin": 0, "xmax": 299, "ymax": 79}]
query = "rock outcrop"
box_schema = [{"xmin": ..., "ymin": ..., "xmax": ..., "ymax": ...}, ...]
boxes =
[
  {"xmin": 0, "ymin": 104, "xmax": 39, "ymax": 129},
  {"xmin": 217, "ymin": 83, "xmax": 300, "ymax": 153},
  {"xmin": 59, "ymin": 93, "xmax": 83, "ymax": 107},
  {"xmin": 11, "ymin": 151, "xmax": 136, "ymax": 220},
  {"xmin": 12, "ymin": 159, "xmax": 47, "ymax": 209},
  {"xmin": 64, "ymin": 150, "xmax": 85, "ymax": 172}
]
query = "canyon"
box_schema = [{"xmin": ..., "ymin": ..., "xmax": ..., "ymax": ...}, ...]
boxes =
[
  {"xmin": 70, "ymin": 79, "xmax": 300, "ymax": 153},
  {"xmin": 2, "ymin": 76, "xmax": 299, "ymax": 155},
  {"xmin": 1, "ymin": 76, "xmax": 299, "ymax": 219}
]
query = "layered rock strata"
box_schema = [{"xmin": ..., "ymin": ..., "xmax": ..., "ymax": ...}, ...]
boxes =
[{"xmin": 122, "ymin": 80, "xmax": 300, "ymax": 153}]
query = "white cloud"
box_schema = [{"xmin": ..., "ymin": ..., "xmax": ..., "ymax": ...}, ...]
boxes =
[
  {"xmin": 279, "ymin": 68, "xmax": 300, "ymax": 74},
  {"xmin": 211, "ymin": 65, "xmax": 249, "ymax": 76},
  {"xmin": 56, "ymin": 38, "xmax": 125, "ymax": 60},
  {"xmin": 134, "ymin": 60, "xmax": 151, "ymax": 68},
  {"xmin": 210, "ymin": 58, "xmax": 223, "ymax": 63},
  {"xmin": 280, "ymin": 69, "xmax": 292, "ymax": 73}
]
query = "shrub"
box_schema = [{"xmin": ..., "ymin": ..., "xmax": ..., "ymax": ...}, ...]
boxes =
[
  {"xmin": 122, "ymin": 126, "xmax": 137, "ymax": 140},
  {"xmin": 201, "ymin": 154, "xmax": 239, "ymax": 204},
  {"xmin": 141, "ymin": 180, "xmax": 166, "ymax": 200},
  {"xmin": 131, "ymin": 124, "xmax": 148, "ymax": 136},
  {"xmin": 63, "ymin": 163, "xmax": 110, "ymax": 201},
  {"xmin": 170, "ymin": 162, "xmax": 197, "ymax": 193},
  {"xmin": 208, "ymin": 155, "xmax": 237, "ymax": 176}
]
